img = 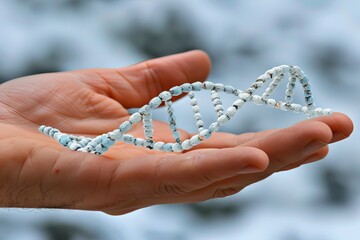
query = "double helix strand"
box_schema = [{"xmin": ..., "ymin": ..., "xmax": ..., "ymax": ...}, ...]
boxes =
[{"xmin": 39, "ymin": 65, "xmax": 333, "ymax": 155}]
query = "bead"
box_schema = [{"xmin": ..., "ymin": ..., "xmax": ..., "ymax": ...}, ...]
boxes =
[
  {"xmin": 203, "ymin": 81, "xmax": 215, "ymax": 90},
  {"xmin": 192, "ymin": 106, "xmax": 200, "ymax": 113},
  {"xmin": 153, "ymin": 141, "xmax": 165, "ymax": 151},
  {"xmin": 252, "ymin": 95, "xmax": 263, "ymax": 105},
  {"xmin": 102, "ymin": 136, "xmax": 115, "ymax": 147},
  {"xmin": 290, "ymin": 103, "xmax": 302, "ymax": 113},
  {"xmin": 214, "ymin": 83, "xmax": 224, "ymax": 91},
  {"xmin": 134, "ymin": 138, "xmax": 145, "ymax": 146},
  {"xmin": 39, "ymin": 125, "xmax": 46, "ymax": 132},
  {"xmin": 181, "ymin": 140, "xmax": 192, "ymax": 150},
  {"xmin": 159, "ymin": 91, "xmax": 172, "ymax": 101},
  {"xmin": 180, "ymin": 83, "xmax": 192, "ymax": 92},
  {"xmin": 129, "ymin": 112, "xmax": 142, "ymax": 123},
  {"xmin": 190, "ymin": 135, "xmax": 201, "ymax": 146},
  {"xmin": 279, "ymin": 102, "xmax": 288, "ymax": 111},
  {"xmin": 69, "ymin": 143, "xmax": 81, "ymax": 150},
  {"xmin": 239, "ymin": 93, "xmax": 251, "ymax": 101},
  {"xmin": 119, "ymin": 121, "xmax": 132, "ymax": 133},
  {"xmin": 225, "ymin": 106, "xmax": 237, "ymax": 117},
  {"xmin": 59, "ymin": 135, "xmax": 71, "ymax": 146},
  {"xmin": 169, "ymin": 86, "xmax": 182, "ymax": 96},
  {"xmin": 322, "ymin": 108, "xmax": 333, "ymax": 115},
  {"xmin": 109, "ymin": 129, "xmax": 123, "ymax": 140},
  {"xmin": 217, "ymin": 115, "xmax": 230, "ymax": 125},
  {"xmin": 149, "ymin": 97, "xmax": 162, "ymax": 109},
  {"xmin": 139, "ymin": 105, "xmax": 150, "ymax": 114},
  {"xmin": 123, "ymin": 134, "xmax": 135, "ymax": 144},
  {"xmin": 199, "ymin": 129, "xmax": 211, "ymax": 139},
  {"xmin": 224, "ymin": 85, "xmax": 235, "ymax": 93},
  {"xmin": 233, "ymin": 99, "xmax": 245, "ymax": 108},
  {"xmin": 163, "ymin": 143, "xmax": 173, "ymax": 152},
  {"xmin": 172, "ymin": 143, "xmax": 183, "ymax": 152},
  {"xmin": 209, "ymin": 122, "xmax": 220, "ymax": 132},
  {"xmin": 191, "ymin": 82, "xmax": 203, "ymax": 91}
]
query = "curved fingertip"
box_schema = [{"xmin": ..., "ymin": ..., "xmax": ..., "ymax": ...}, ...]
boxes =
[
  {"xmin": 311, "ymin": 112, "xmax": 354, "ymax": 143},
  {"xmin": 188, "ymin": 49, "xmax": 212, "ymax": 75},
  {"xmin": 331, "ymin": 112, "xmax": 354, "ymax": 141}
]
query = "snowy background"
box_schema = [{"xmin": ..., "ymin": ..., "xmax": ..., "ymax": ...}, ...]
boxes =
[{"xmin": 0, "ymin": 0, "xmax": 359, "ymax": 239}]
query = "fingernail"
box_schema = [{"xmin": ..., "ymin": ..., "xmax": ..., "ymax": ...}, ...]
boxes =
[
  {"xmin": 303, "ymin": 141, "xmax": 327, "ymax": 156},
  {"xmin": 238, "ymin": 166, "xmax": 264, "ymax": 174}
]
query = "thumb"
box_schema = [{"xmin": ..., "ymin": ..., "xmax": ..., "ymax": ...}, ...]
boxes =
[{"xmin": 77, "ymin": 50, "xmax": 211, "ymax": 108}]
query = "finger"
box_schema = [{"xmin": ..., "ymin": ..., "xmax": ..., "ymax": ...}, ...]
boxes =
[
  {"xmin": 169, "ymin": 121, "xmax": 333, "ymax": 203},
  {"xmin": 278, "ymin": 146, "xmax": 329, "ymax": 171},
  {"xmin": 117, "ymin": 147, "xmax": 268, "ymax": 201},
  {"xmin": 305, "ymin": 112, "xmax": 353, "ymax": 143},
  {"xmin": 241, "ymin": 120, "xmax": 333, "ymax": 171},
  {"xmin": 192, "ymin": 112, "xmax": 352, "ymax": 150},
  {"xmin": 78, "ymin": 50, "xmax": 211, "ymax": 108},
  {"xmin": 191, "ymin": 130, "xmax": 276, "ymax": 150}
]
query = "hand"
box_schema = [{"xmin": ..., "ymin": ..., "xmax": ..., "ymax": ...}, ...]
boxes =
[{"xmin": 0, "ymin": 50, "xmax": 353, "ymax": 215}]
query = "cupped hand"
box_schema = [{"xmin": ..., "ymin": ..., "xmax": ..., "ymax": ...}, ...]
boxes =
[{"xmin": 0, "ymin": 50, "xmax": 353, "ymax": 215}]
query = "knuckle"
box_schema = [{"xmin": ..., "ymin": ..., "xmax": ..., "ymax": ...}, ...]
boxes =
[
  {"xmin": 212, "ymin": 187, "xmax": 241, "ymax": 199},
  {"xmin": 156, "ymin": 181, "xmax": 189, "ymax": 196}
]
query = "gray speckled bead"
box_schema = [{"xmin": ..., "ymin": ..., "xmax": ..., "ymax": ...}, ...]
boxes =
[
  {"xmin": 209, "ymin": 122, "xmax": 220, "ymax": 132},
  {"xmin": 169, "ymin": 86, "xmax": 182, "ymax": 96},
  {"xmin": 191, "ymin": 82, "xmax": 202, "ymax": 91},
  {"xmin": 119, "ymin": 121, "xmax": 132, "ymax": 133},
  {"xmin": 153, "ymin": 141, "xmax": 165, "ymax": 151},
  {"xmin": 159, "ymin": 91, "xmax": 172, "ymax": 101},
  {"xmin": 181, "ymin": 139, "xmax": 192, "ymax": 150},
  {"xmin": 129, "ymin": 112, "xmax": 142, "ymax": 123},
  {"xmin": 149, "ymin": 97, "xmax": 162, "ymax": 109},
  {"xmin": 181, "ymin": 83, "xmax": 192, "ymax": 92}
]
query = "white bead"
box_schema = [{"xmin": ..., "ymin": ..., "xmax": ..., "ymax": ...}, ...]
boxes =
[
  {"xmin": 239, "ymin": 93, "xmax": 251, "ymax": 101},
  {"xmin": 252, "ymin": 95, "xmax": 262, "ymax": 105},
  {"xmin": 267, "ymin": 99, "xmax": 276, "ymax": 107},
  {"xmin": 279, "ymin": 102, "xmax": 288, "ymax": 111},
  {"xmin": 149, "ymin": 97, "xmax": 162, "ymax": 109},
  {"xmin": 301, "ymin": 106, "xmax": 308, "ymax": 113},
  {"xmin": 153, "ymin": 142, "xmax": 165, "ymax": 151},
  {"xmin": 203, "ymin": 82, "xmax": 215, "ymax": 90},
  {"xmin": 217, "ymin": 115, "xmax": 229, "ymax": 125},
  {"xmin": 190, "ymin": 135, "xmax": 201, "ymax": 146},
  {"xmin": 226, "ymin": 106, "xmax": 237, "ymax": 117},
  {"xmin": 159, "ymin": 91, "xmax": 172, "ymax": 101},
  {"xmin": 315, "ymin": 108, "xmax": 323, "ymax": 116},
  {"xmin": 192, "ymin": 106, "xmax": 200, "ymax": 113},
  {"xmin": 172, "ymin": 143, "xmax": 183, "ymax": 152},
  {"xmin": 209, "ymin": 122, "xmax": 220, "ymax": 132},
  {"xmin": 69, "ymin": 143, "xmax": 81, "ymax": 150},
  {"xmin": 134, "ymin": 138, "xmax": 145, "ymax": 146},
  {"xmin": 181, "ymin": 140, "xmax": 192, "ymax": 150},
  {"xmin": 194, "ymin": 113, "xmax": 202, "ymax": 120},
  {"xmin": 322, "ymin": 108, "xmax": 333, "ymax": 115},
  {"xmin": 290, "ymin": 103, "xmax": 302, "ymax": 113},
  {"xmin": 129, "ymin": 112, "xmax": 142, "ymax": 123},
  {"xmin": 233, "ymin": 99, "xmax": 244, "ymax": 108},
  {"xmin": 214, "ymin": 105, "xmax": 223, "ymax": 112},
  {"xmin": 214, "ymin": 83, "xmax": 224, "ymax": 91}
]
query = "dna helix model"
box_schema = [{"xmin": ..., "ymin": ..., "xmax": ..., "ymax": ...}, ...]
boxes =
[{"xmin": 39, "ymin": 65, "xmax": 333, "ymax": 155}]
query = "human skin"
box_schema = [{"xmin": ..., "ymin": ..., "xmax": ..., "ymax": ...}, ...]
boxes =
[{"xmin": 0, "ymin": 50, "xmax": 353, "ymax": 215}]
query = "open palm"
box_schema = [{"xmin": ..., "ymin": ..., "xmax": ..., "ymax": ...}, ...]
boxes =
[{"xmin": 0, "ymin": 51, "xmax": 353, "ymax": 215}]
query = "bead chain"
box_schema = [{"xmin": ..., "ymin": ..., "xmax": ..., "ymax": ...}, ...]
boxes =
[{"xmin": 39, "ymin": 65, "xmax": 334, "ymax": 154}]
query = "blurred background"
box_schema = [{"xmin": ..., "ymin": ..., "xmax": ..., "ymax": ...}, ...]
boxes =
[{"xmin": 0, "ymin": 0, "xmax": 359, "ymax": 239}]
